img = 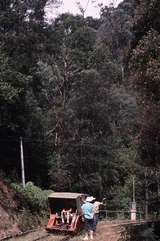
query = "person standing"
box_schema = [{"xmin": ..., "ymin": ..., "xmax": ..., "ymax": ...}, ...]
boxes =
[
  {"xmin": 93, "ymin": 198, "xmax": 106, "ymax": 233},
  {"xmin": 81, "ymin": 196, "xmax": 95, "ymax": 240}
]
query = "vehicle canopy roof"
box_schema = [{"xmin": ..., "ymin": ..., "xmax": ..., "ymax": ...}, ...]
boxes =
[
  {"xmin": 48, "ymin": 192, "xmax": 86, "ymax": 199},
  {"xmin": 48, "ymin": 192, "xmax": 87, "ymax": 214}
]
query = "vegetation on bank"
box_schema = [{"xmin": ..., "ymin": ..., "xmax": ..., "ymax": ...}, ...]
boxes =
[
  {"xmin": 0, "ymin": 179, "xmax": 52, "ymax": 235},
  {"xmin": 11, "ymin": 182, "xmax": 52, "ymax": 213}
]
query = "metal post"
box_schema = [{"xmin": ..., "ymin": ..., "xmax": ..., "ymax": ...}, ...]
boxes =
[
  {"xmin": 131, "ymin": 175, "xmax": 136, "ymax": 221},
  {"xmin": 20, "ymin": 137, "xmax": 25, "ymax": 188},
  {"xmin": 133, "ymin": 175, "xmax": 135, "ymax": 203}
]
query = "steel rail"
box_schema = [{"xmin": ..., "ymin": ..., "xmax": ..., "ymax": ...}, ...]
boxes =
[{"xmin": 0, "ymin": 228, "xmax": 41, "ymax": 241}]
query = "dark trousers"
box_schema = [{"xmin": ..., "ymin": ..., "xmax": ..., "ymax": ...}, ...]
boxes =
[
  {"xmin": 84, "ymin": 218, "xmax": 94, "ymax": 232},
  {"xmin": 93, "ymin": 213, "xmax": 99, "ymax": 232}
]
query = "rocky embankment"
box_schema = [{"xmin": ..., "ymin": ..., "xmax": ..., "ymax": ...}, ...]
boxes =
[{"xmin": 0, "ymin": 180, "xmax": 22, "ymax": 239}]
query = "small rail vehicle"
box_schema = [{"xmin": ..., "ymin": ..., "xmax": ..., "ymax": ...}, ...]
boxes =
[{"xmin": 46, "ymin": 192, "xmax": 87, "ymax": 233}]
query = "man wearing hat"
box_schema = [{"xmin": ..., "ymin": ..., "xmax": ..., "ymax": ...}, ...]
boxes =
[{"xmin": 81, "ymin": 196, "xmax": 95, "ymax": 240}]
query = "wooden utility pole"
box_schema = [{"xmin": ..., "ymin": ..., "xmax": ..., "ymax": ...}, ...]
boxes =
[{"xmin": 20, "ymin": 137, "xmax": 25, "ymax": 188}]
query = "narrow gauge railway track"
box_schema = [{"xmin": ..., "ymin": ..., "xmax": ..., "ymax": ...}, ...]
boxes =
[{"xmin": 1, "ymin": 228, "xmax": 71, "ymax": 241}]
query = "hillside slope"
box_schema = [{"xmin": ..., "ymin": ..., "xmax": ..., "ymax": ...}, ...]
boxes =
[{"xmin": 0, "ymin": 179, "xmax": 22, "ymax": 239}]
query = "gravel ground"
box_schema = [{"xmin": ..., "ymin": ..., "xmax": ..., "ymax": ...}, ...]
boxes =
[{"xmin": 6, "ymin": 222, "xmax": 129, "ymax": 241}]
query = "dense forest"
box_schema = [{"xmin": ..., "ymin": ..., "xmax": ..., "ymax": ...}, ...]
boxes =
[{"xmin": 0, "ymin": 0, "xmax": 160, "ymax": 217}]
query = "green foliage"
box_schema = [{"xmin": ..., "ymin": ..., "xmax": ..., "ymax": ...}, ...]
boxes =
[
  {"xmin": 39, "ymin": 8, "xmax": 139, "ymax": 202},
  {"xmin": 129, "ymin": 0, "xmax": 160, "ymax": 168},
  {"xmin": 11, "ymin": 182, "xmax": 52, "ymax": 212},
  {"xmin": 99, "ymin": 0, "xmax": 134, "ymax": 62},
  {"xmin": 0, "ymin": 50, "xmax": 23, "ymax": 102},
  {"xmin": 108, "ymin": 180, "xmax": 132, "ymax": 210},
  {"xmin": 126, "ymin": 0, "xmax": 160, "ymax": 219},
  {"xmin": 130, "ymin": 29, "xmax": 160, "ymax": 101}
]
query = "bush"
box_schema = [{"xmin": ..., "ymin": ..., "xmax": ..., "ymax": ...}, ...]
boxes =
[{"xmin": 11, "ymin": 182, "xmax": 52, "ymax": 213}]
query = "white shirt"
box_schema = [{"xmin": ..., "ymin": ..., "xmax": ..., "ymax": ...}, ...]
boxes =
[{"xmin": 93, "ymin": 201, "xmax": 102, "ymax": 214}]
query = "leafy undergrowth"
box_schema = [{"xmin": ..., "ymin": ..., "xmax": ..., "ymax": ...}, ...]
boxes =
[{"xmin": 0, "ymin": 179, "xmax": 52, "ymax": 239}]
